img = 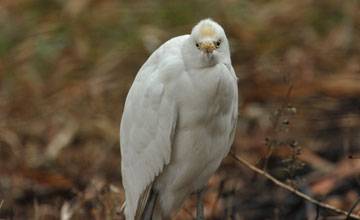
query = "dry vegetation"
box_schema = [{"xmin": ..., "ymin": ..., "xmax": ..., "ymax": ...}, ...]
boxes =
[{"xmin": 0, "ymin": 0, "xmax": 360, "ymax": 219}]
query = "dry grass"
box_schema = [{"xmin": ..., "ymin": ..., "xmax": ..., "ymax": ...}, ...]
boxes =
[{"xmin": 1, "ymin": 0, "xmax": 360, "ymax": 219}]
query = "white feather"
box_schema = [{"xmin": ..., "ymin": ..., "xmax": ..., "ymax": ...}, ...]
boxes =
[{"xmin": 120, "ymin": 19, "xmax": 238, "ymax": 220}]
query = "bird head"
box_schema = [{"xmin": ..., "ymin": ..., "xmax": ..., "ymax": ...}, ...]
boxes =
[{"xmin": 187, "ymin": 19, "xmax": 230, "ymax": 66}]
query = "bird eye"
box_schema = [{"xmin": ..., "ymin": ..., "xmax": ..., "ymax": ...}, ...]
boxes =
[
  {"xmin": 195, "ymin": 42, "xmax": 200, "ymax": 49},
  {"xmin": 215, "ymin": 40, "xmax": 221, "ymax": 48}
]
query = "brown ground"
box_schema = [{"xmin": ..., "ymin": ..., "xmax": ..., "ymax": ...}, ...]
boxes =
[{"xmin": 0, "ymin": 0, "xmax": 360, "ymax": 219}]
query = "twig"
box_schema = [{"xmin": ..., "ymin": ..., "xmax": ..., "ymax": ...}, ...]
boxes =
[
  {"xmin": 263, "ymin": 75, "xmax": 293, "ymax": 171},
  {"xmin": 0, "ymin": 199, "xmax": 4, "ymax": 209},
  {"xmin": 229, "ymin": 152, "xmax": 360, "ymax": 220},
  {"xmin": 34, "ymin": 198, "xmax": 40, "ymax": 220},
  {"xmin": 315, "ymin": 205, "xmax": 320, "ymax": 220},
  {"xmin": 346, "ymin": 197, "xmax": 360, "ymax": 220},
  {"xmin": 60, "ymin": 200, "xmax": 78, "ymax": 220},
  {"xmin": 263, "ymin": 146, "xmax": 274, "ymax": 172}
]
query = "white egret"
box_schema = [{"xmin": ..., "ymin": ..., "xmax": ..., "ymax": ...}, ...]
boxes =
[{"xmin": 120, "ymin": 18, "xmax": 238, "ymax": 220}]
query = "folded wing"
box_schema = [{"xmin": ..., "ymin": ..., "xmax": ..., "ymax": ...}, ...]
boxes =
[{"xmin": 120, "ymin": 60, "xmax": 178, "ymax": 220}]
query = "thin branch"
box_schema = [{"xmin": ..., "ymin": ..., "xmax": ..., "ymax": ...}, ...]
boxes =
[
  {"xmin": 263, "ymin": 146, "xmax": 274, "ymax": 172},
  {"xmin": 315, "ymin": 205, "xmax": 320, "ymax": 220},
  {"xmin": 34, "ymin": 198, "xmax": 40, "ymax": 220},
  {"xmin": 229, "ymin": 152, "xmax": 360, "ymax": 220},
  {"xmin": 346, "ymin": 197, "xmax": 360, "ymax": 220},
  {"xmin": 263, "ymin": 76, "xmax": 293, "ymax": 171}
]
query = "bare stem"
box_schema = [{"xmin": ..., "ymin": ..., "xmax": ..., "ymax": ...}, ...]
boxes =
[
  {"xmin": 229, "ymin": 151, "xmax": 360, "ymax": 220},
  {"xmin": 263, "ymin": 146, "xmax": 274, "ymax": 172},
  {"xmin": 346, "ymin": 197, "xmax": 360, "ymax": 220}
]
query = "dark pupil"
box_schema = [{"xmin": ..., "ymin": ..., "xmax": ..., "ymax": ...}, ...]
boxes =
[{"xmin": 217, "ymin": 42, "xmax": 220, "ymax": 46}]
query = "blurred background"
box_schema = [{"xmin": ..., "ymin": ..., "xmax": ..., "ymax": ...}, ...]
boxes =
[{"xmin": 1, "ymin": 0, "xmax": 360, "ymax": 219}]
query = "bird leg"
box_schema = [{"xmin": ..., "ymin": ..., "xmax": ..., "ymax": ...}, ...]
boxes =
[
  {"xmin": 143, "ymin": 189, "xmax": 158, "ymax": 220},
  {"xmin": 196, "ymin": 188, "xmax": 205, "ymax": 220}
]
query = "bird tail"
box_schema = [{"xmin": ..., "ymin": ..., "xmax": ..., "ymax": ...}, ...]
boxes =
[
  {"xmin": 135, "ymin": 183, "xmax": 153, "ymax": 220},
  {"xmin": 121, "ymin": 183, "xmax": 154, "ymax": 220}
]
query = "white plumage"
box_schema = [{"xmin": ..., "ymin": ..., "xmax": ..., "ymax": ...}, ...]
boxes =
[{"xmin": 120, "ymin": 19, "xmax": 238, "ymax": 220}]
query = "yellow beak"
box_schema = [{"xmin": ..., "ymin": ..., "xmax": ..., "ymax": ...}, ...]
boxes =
[{"xmin": 202, "ymin": 42, "xmax": 214, "ymax": 53}]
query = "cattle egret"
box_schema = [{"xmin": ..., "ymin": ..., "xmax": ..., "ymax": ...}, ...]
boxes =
[{"xmin": 120, "ymin": 18, "xmax": 238, "ymax": 220}]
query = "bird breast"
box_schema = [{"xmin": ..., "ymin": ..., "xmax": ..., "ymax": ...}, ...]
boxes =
[
  {"xmin": 153, "ymin": 62, "xmax": 236, "ymax": 193},
  {"xmin": 175, "ymin": 63, "xmax": 236, "ymax": 132}
]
